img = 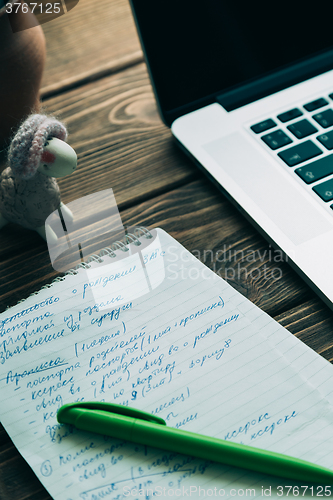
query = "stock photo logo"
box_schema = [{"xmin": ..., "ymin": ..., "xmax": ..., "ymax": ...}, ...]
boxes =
[
  {"xmin": 2, "ymin": 0, "xmax": 80, "ymax": 32},
  {"xmin": 45, "ymin": 189, "xmax": 166, "ymax": 313}
]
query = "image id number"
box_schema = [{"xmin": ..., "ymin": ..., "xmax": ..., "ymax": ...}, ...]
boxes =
[
  {"xmin": 277, "ymin": 486, "xmax": 332, "ymax": 496},
  {"xmin": 6, "ymin": 2, "xmax": 61, "ymax": 14}
]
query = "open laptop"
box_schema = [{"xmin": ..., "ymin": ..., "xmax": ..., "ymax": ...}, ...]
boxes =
[{"xmin": 129, "ymin": 0, "xmax": 333, "ymax": 309}]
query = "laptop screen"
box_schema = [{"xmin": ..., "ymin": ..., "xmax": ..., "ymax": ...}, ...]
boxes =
[{"xmin": 131, "ymin": 0, "xmax": 333, "ymax": 124}]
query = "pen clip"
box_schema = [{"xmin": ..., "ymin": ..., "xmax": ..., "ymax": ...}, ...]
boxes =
[{"xmin": 59, "ymin": 402, "xmax": 166, "ymax": 425}]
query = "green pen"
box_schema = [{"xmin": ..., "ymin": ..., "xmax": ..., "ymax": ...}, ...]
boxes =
[{"xmin": 57, "ymin": 402, "xmax": 333, "ymax": 484}]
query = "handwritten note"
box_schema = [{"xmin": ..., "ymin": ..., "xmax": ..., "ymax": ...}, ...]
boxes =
[{"xmin": 1, "ymin": 229, "xmax": 333, "ymax": 499}]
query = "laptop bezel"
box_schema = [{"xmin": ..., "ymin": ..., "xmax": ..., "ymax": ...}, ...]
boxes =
[{"xmin": 129, "ymin": 0, "xmax": 333, "ymax": 126}]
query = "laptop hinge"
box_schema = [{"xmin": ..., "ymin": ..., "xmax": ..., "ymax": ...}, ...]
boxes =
[{"xmin": 217, "ymin": 49, "xmax": 333, "ymax": 112}]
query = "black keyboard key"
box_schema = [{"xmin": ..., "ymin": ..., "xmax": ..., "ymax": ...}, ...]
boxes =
[
  {"xmin": 317, "ymin": 131, "xmax": 333, "ymax": 150},
  {"xmin": 312, "ymin": 109, "xmax": 333, "ymax": 128},
  {"xmin": 304, "ymin": 98, "xmax": 328, "ymax": 112},
  {"xmin": 261, "ymin": 130, "xmax": 292, "ymax": 150},
  {"xmin": 329, "ymin": 93, "xmax": 333, "ymax": 101},
  {"xmin": 251, "ymin": 119, "xmax": 276, "ymax": 134},
  {"xmin": 278, "ymin": 140, "xmax": 322, "ymax": 166},
  {"xmin": 277, "ymin": 108, "xmax": 303, "ymax": 123},
  {"xmin": 313, "ymin": 178, "xmax": 333, "ymax": 201},
  {"xmin": 287, "ymin": 119, "xmax": 317, "ymax": 139},
  {"xmin": 295, "ymin": 155, "xmax": 333, "ymax": 184}
]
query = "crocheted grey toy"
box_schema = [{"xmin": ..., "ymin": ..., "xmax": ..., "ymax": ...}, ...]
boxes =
[{"xmin": 0, "ymin": 114, "xmax": 77, "ymax": 243}]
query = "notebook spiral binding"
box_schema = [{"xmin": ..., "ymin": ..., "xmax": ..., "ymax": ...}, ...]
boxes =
[{"xmin": 15, "ymin": 226, "xmax": 153, "ymax": 306}]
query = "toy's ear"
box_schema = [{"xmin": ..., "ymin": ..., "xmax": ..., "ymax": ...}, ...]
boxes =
[
  {"xmin": 41, "ymin": 150, "xmax": 56, "ymax": 164},
  {"xmin": 37, "ymin": 137, "xmax": 77, "ymax": 178}
]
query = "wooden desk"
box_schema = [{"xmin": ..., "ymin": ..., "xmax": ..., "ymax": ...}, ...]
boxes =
[{"xmin": 1, "ymin": 1, "xmax": 333, "ymax": 497}]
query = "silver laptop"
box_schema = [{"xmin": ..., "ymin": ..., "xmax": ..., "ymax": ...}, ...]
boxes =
[{"xmin": 130, "ymin": 0, "xmax": 333, "ymax": 308}]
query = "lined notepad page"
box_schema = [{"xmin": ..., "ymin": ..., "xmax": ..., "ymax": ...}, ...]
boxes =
[{"xmin": 1, "ymin": 228, "xmax": 333, "ymax": 500}]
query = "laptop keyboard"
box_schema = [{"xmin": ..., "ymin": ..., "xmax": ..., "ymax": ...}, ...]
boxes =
[{"xmin": 250, "ymin": 93, "xmax": 333, "ymax": 210}]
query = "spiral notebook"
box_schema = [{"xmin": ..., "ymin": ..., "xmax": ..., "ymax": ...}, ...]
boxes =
[{"xmin": 1, "ymin": 227, "xmax": 333, "ymax": 499}]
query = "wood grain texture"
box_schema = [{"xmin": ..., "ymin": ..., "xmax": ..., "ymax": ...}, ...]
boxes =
[
  {"xmin": 40, "ymin": 0, "xmax": 143, "ymax": 93},
  {"xmin": 41, "ymin": 63, "xmax": 199, "ymax": 208},
  {"xmin": 0, "ymin": 180, "xmax": 316, "ymax": 316},
  {"xmin": 118, "ymin": 180, "xmax": 317, "ymax": 317},
  {"xmin": 275, "ymin": 299, "xmax": 333, "ymax": 362},
  {"xmin": 0, "ymin": 439, "xmax": 50, "ymax": 499}
]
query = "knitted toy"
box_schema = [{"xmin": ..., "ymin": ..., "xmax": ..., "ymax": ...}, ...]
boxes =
[{"xmin": 0, "ymin": 114, "xmax": 77, "ymax": 243}]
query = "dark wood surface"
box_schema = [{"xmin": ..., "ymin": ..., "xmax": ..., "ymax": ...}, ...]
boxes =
[{"xmin": 1, "ymin": 1, "xmax": 333, "ymax": 498}]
